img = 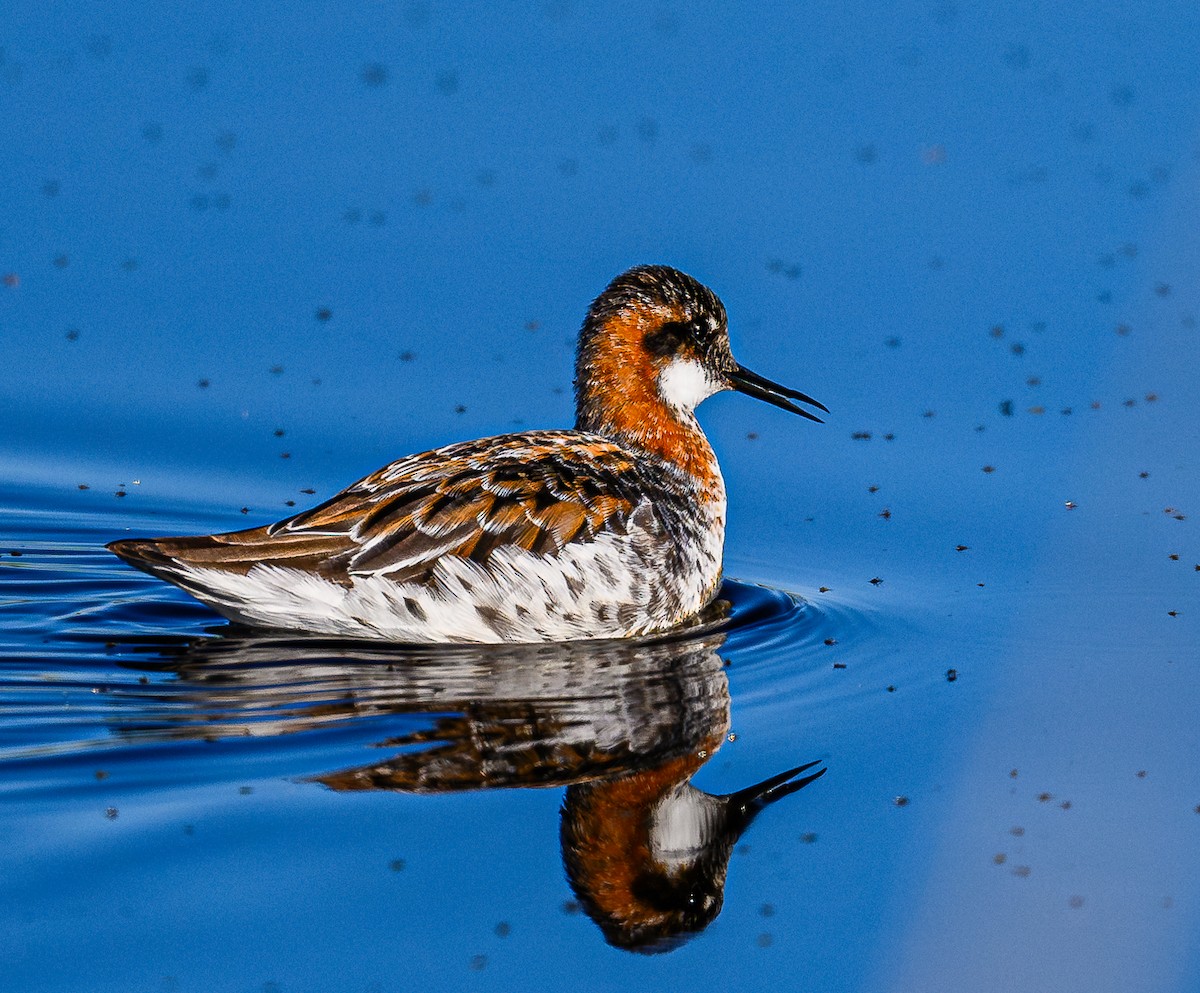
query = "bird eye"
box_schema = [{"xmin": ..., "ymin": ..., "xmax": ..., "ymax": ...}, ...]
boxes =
[{"xmin": 643, "ymin": 321, "xmax": 687, "ymax": 357}]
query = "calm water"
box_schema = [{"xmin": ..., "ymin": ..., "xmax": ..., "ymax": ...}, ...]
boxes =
[{"xmin": 4, "ymin": 2, "xmax": 1200, "ymax": 991}]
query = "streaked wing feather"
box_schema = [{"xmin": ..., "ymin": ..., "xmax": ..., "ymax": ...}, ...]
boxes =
[
  {"xmin": 111, "ymin": 432, "xmax": 683, "ymax": 589},
  {"xmin": 229, "ymin": 432, "xmax": 665, "ymax": 583}
]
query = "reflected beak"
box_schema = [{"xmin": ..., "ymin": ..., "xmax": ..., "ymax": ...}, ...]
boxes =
[
  {"xmin": 726, "ymin": 760, "xmax": 827, "ymax": 818},
  {"xmin": 727, "ymin": 365, "xmax": 828, "ymax": 423}
]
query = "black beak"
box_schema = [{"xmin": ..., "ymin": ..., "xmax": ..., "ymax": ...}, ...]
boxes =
[
  {"xmin": 728, "ymin": 365, "xmax": 828, "ymax": 423},
  {"xmin": 725, "ymin": 760, "xmax": 827, "ymax": 819}
]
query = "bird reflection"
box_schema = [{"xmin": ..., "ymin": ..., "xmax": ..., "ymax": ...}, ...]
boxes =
[
  {"xmin": 562, "ymin": 757, "xmax": 823, "ymax": 952},
  {"xmin": 118, "ymin": 606, "xmax": 824, "ymax": 952}
]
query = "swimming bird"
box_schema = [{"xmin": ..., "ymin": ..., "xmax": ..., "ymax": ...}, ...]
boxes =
[{"xmin": 108, "ymin": 265, "xmax": 826, "ymax": 642}]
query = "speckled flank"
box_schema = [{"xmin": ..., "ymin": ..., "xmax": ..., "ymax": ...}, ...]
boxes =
[
  {"xmin": 110, "ymin": 426, "xmax": 726, "ymax": 642},
  {"xmin": 167, "ymin": 503, "xmax": 722, "ymax": 642}
]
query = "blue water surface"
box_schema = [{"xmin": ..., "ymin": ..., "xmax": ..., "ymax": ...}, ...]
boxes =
[{"xmin": 3, "ymin": 2, "xmax": 1200, "ymax": 991}]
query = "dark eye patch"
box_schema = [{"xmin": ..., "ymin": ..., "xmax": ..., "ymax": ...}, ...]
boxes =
[{"xmin": 643, "ymin": 320, "xmax": 690, "ymax": 357}]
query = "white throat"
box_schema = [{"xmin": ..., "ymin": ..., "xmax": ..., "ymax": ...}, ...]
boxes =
[{"xmin": 657, "ymin": 357, "xmax": 722, "ymax": 415}]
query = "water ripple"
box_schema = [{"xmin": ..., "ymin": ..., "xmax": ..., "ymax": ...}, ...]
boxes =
[{"xmin": 1, "ymin": 499, "xmax": 891, "ymax": 794}]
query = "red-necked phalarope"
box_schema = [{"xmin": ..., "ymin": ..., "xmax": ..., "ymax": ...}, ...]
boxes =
[{"xmin": 108, "ymin": 266, "xmax": 826, "ymax": 642}]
